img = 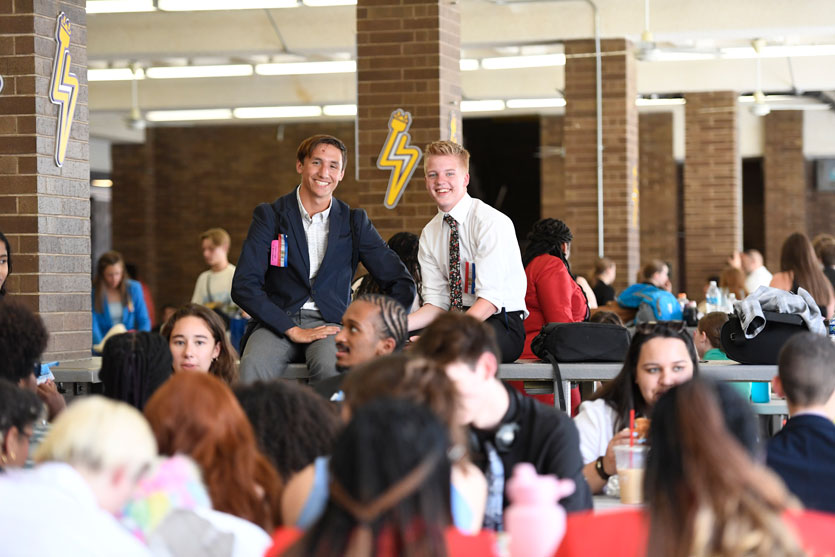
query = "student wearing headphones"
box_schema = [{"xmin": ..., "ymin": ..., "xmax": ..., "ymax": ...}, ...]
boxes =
[{"xmin": 414, "ymin": 312, "xmax": 592, "ymax": 530}]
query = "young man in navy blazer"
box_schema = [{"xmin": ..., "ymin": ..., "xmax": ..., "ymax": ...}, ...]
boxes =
[
  {"xmin": 767, "ymin": 331, "xmax": 835, "ymax": 513},
  {"xmin": 232, "ymin": 135, "xmax": 415, "ymax": 384}
]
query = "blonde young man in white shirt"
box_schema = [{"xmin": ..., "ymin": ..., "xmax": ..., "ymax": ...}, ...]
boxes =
[
  {"xmin": 192, "ymin": 228, "xmax": 236, "ymax": 309},
  {"xmin": 408, "ymin": 140, "xmax": 528, "ymax": 362}
]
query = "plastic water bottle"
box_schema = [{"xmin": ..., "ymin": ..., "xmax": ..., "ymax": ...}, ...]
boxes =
[
  {"xmin": 705, "ymin": 281, "xmax": 721, "ymax": 313},
  {"xmin": 505, "ymin": 463, "xmax": 574, "ymax": 557}
]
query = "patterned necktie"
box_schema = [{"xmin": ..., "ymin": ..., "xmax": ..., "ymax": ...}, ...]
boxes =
[
  {"xmin": 444, "ymin": 214, "xmax": 463, "ymax": 311},
  {"xmin": 482, "ymin": 440, "xmax": 505, "ymax": 532}
]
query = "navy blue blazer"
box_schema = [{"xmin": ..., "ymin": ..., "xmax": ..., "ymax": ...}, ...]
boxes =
[
  {"xmin": 232, "ymin": 190, "xmax": 415, "ymax": 335},
  {"xmin": 766, "ymin": 414, "xmax": 835, "ymax": 513}
]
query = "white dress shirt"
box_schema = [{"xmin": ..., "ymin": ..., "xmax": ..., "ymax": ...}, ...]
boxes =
[
  {"xmin": 296, "ymin": 187, "xmax": 331, "ymax": 311},
  {"xmin": 573, "ymin": 398, "xmax": 618, "ymax": 465},
  {"xmin": 746, "ymin": 265, "xmax": 773, "ymax": 294},
  {"xmin": 0, "ymin": 462, "xmax": 152, "ymax": 557},
  {"xmin": 418, "ymin": 194, "xmax": 528, "ymax": 316}
]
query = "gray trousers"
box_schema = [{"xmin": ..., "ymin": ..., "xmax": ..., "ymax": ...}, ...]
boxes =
[{"xmin": 239, "ymin": 309, "xmax": 338, "ymax": 385}]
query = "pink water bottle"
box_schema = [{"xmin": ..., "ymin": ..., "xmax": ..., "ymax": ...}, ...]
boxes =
[{"xmin": 505, "ymin": 463, "xmax": 575, "ymax": 557}]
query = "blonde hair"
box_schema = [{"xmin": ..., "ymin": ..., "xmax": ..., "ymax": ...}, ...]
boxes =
[
  {"xmin": 424, "ymin": 140, "xmax": 470, "ymax": 172},
  {"xmin": 199, "ymin": 228, "xmax": 231, "ymax": 250},
  {"xmin": 35, "ymin": 396, "xmax": 156, "ymax": 477}
]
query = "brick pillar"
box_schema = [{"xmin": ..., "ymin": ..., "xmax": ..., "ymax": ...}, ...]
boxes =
[
  {"xmin": 540, "ymin": 115, "xmax": 564, "ymax": 219},
  {"xmin": 355, "ymin": 0, "xmax": 461, "ymax": 240},
  {"xmin": 683, "ymin": 91, "xmax": 741, "ymax": 297},
  {"xmin": 564, "ymin": 39, "xmax": 639, "ymax": 289},
  {"xmin": 0, "ymin": 2, "xmax": 91, "ymax": 361},
  {"xmin": 764, "ymin": 111, "xmax": 805, "ymax": 270},
  {"xmin": 639, "ymin": 112, "xmax": 678, "ymax": 279}
]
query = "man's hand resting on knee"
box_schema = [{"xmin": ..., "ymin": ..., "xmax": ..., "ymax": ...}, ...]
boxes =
[{"xmin": 285, "ymin": 325, "xmax": 341, "ymax": 343}]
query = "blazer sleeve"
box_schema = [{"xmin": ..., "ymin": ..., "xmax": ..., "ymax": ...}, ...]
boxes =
[
  {"xmin": 129, "ymin": 280, "xmax": 152, "ymax": 332},
  {"xmin": 354, "ymin": 209, "xmax": 416, "ymax": 311},
  {"xmin": 232, "ymin": 203, "xmax": 296, "ymax": 334}
]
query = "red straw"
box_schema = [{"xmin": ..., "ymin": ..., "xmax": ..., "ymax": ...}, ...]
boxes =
[{"xmin": 629, "ymin": 409, "xmax": 635, "ymax": 447}]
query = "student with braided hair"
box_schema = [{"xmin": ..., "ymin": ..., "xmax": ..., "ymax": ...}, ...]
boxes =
[
  {"xmin": 520, "ymin": 218, "xmax": 589, "ymax": 359},
  {"xmin": 312, "ymin": 293, "xmax": 408, "ymax": 400},
  {"xmin": 99, "ymin": 331, "xmax": 173, "ymax": 411}
]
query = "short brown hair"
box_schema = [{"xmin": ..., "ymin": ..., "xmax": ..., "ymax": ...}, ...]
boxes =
[
  {"xmin": 697, "ymin": 311, "xmax": 729, "ymax": 350},
  {"xmin": 413, "ymin": 312, "xmax": 499, "ymax": 368},
  {"xmin": 296, "ymin": 134, "xmax": 348, "ymax": 170},
  {"xmin": 641, "ymin": 259, "xmax": 667, "ymax": 282},
  {"xmin": 816, "ymin": 238, "xmax": 835, "ymax": 267},
  {"xmin": 199, "ymin": 227, "xmax": 230, "ymax": 250},
  {"xmin": 423, "ymin": 140, "xmax": 470, "ymax": 173},
  {"xmin": 778, "ymin": 332, "xmax": 835, "ymax": 406}
]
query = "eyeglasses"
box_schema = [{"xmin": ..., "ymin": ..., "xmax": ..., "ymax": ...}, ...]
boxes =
[{"xmin": 635, "ymin": 320, "xmax": 687, "ymax": 335}]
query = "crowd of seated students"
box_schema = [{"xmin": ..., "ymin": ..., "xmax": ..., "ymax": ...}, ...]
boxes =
[{"xmin": 4, "ymin": 128, "xmax": 835, "ymax": 555}]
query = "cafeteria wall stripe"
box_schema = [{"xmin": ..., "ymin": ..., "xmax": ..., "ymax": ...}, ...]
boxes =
[
  {"xmin": 355, "ymin": 0, "xmax": 462, "ymax": 242},
  {"xmin": 683, "ymin": 91, "xmax": 741, "ymax": 297},
  {"xmin": 0, "ymin": 0, "xmax": 92, "ymax": 362},
  {"xmin": 563, "ymin": 38, "xmax": 639, "ymax": 291},
  {"xmin": 764, "ymin": 111, "xmax": 806, "ymax": 270},
  {"xmin": 639, "ymin": 112, "xmax": 678, "ymax": 282}
]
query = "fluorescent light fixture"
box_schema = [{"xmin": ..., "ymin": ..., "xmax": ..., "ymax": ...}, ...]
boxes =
[
  {"xmin": 459, "ymin": 59, "xmax": 479, "ymax": 71},
  {"xmin": 480, "ymin": 54, "xmax": 565, "ymax": 70},
  {"xmin": 87, "ymin": 0, "xmax": 156, "ymax": 13},
  {"xmin": 640, "ymin": 51, "xmax": 715, "ymax": 62},
  {"xmin": 323, "ymin": 104, "xmax": 357, "ymax": 116},
  {"xmin": 506, "ymin": 98, "xmax": 566, "ymax": 109},
  {"xmin": 88, "ymin": 68, "xmax": 145, "ymax": 81},
  {"xmin": 738, "ymin": 94, "xmax": 799, "ymax": 103},
  {"xmin": 255, "ymin": 61, "xmax": 356, "ymax": 76},
  {"xmin": 91, "ymin": 179, "xmax": 113, "ymax": 188},
  {"xmin": 636, "ymin": 97, "xmax": 686, "ymax": 106},
  {"xmin": 722, "ymin": 44, "xmax": 835, "ymax": 60},
  {"xmin": 145, "ymin": 109, "xmax": 233, "ymax": 122},
  {"xmin": 303, "ymin": 0, "xmax": 356, "ymax": 5},
  {"xmin": 157, "ymin": 0, "xmax": 297, "ymax": 10},
  {"xmin": 145, "ymin": 65, "xmax": 253, "ymax": 79},
  {"xmin": 233, "ymin": 106, "xmax": 322, "ymax": 119},
  {"xmin": 460, "ymin": 100, "xmax": 505, "ymax": 112}
]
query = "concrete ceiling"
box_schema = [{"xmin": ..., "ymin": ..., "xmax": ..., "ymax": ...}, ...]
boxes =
[{"xmin": 87, "ymin": 0, "xmax": 835, "ymax": 142}]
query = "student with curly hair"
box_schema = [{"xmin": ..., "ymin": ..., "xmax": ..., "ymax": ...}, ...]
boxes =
[
  {"xmin": 162, "ymin": 303, "xmax": 239, "ymax": 384},
  {"xmin": 99, "ymin": 331, "xmax": 173, "ymax": 410},
  {"xmin": 520, "ymin": 218, "xmax": 590, "ymax": 359}
]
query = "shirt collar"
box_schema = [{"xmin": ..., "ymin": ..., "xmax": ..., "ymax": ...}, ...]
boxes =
[
  {"xmin": 442, "ymin": 193, "xmax": 473, "ymax": 224},
  {"xmin": 295, "ymin": 186, "xmax": 332, "ymax": 223}
]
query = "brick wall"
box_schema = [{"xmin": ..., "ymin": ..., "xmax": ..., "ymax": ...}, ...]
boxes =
[
  {"xmin": 563, "ymin": 39, "xmax": 639, "ymax": 289},
  {"xmin": 639, "ymin": 112, "xmax": 678, "ymax": 279},
  {"xmin": 355, "ymin": 0, "xmax": 461, "ymax": 241},
  {"xmin": 540, "ymin": 115, "xmax": 564, "ymax": 220},
  {"xmin": 0, "ymin": 1, "xmax": 91, "ymax": 361},
  {"xmin": 683, "ymin": 91, "xmax": 741, "ymax": 297},
  {"xmin": 763, "ymin": 110, "xmax": 806, "ymax": 270},
  {"xmin": 111, "ymin": 122, "xmax": 360, "ymax": 315}
]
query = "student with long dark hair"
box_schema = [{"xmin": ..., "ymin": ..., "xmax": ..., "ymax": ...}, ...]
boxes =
[
  {"xmin": 99, "ymin": 331, "xmax": 173, "ymax": 411},
  {"xmin": 161, "ymin": 303, "xmax": 239, "ymax": 384},
  {"xmin": 268, "ymin": 399, "xmax": 495, "ymax": 557},
  {"xmin": 91, "ymin": 250, "xmax": 151, "ymax": 346},
  {"xmin": 573, "ymin": 321, "xmax": 698, "ymax": 494},
  {"xmin": 520, "ymin": 218, "xmax": 589, "ymax": 360},
  {"xmin": 0, "ymin": 231, "xmax": 11, "ymax": 298},
  {"xmin": 356, "ymin": 231, "xmax": 423, "ymax": 311},
  {"xmin": 771, "ymin": 232, "xmax": 835, "ymax": 318}
]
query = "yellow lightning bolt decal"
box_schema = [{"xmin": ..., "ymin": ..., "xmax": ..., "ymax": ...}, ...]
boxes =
[
  {"xmin": 377, "ymin": 109, "xmax": 422, "ymax": 209},
  {"xmin": 449, "ymin": 112, "xmax": 459, "ymax": 144},
  {"xmin": 49, "ymin": 13, "xmax": 79, "ymax": 168}
]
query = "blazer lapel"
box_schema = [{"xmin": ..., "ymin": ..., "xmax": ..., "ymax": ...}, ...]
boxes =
[
  {"xmin": 282, "ymin": 195, "xmax": 310, "ymax": 282},
  {"xmin": 320, "ymin": 200, "xmax": 344, "ymax": 270}
]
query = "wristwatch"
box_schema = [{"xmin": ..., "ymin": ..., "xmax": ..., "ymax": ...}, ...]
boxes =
[{"xmin": 595, "ymin": 456, "xmax": 611, "ymax": 480}]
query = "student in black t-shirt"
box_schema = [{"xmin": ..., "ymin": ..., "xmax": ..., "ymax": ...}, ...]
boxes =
[{"xmin": 591, "ymin": 257, "xmax": 616, "ymax": 306}]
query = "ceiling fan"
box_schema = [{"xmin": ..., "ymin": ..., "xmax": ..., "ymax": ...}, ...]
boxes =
[
  {"xmin": 124, "ymin": 65, "xmax": 147, "ymax": 131},
  {"xmin": 634, "ymin": 0, "xmax": 718, "ymax": 62}
]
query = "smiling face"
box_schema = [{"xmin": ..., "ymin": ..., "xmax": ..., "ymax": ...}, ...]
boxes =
[
  {"xmin": 169, "ymin": 316, "xmax": 221, "ymax": 374},
  {"xmin": 635, "ymin": 337, "xmax": 695, "ymax": 406},
  {"xmin": 424, "ymin": 154, "xmax": 469, "ymax": 213},
  {"xmin": 296, "ymin": 143, "xmax": 345, "ymax": 210},
  {"xmin": 334, "ymin": 301, "xmax": 393, "ymax": 368}
]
